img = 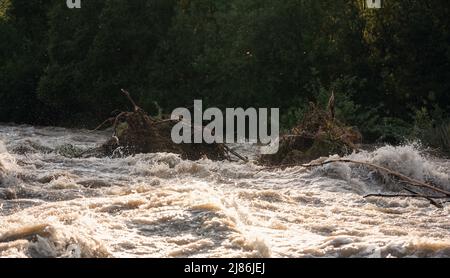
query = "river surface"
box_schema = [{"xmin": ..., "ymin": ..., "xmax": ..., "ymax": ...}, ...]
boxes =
[{"xmin": 0, "ymin": 124, "xmax": 449, "ymax": 258}]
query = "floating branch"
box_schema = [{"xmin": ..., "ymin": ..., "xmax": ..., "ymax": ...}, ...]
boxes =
[
  {"xmin": 364, "ymin": 194, "xmax": 448, "ymax": 199},
  {"xmin": 301, "ymin": 159, "xmax": 450, "ymax": 197},
  {"xmin": 364, "ymin": 191, "xmax": 445, "ymax": 209},
  {"xmin": 402, "ymin": 187, "xmax": 444, "ymax": 208},
  {"xmin": 223, "ymin": 145, "xmax": 249, "ymax": 163},
  {"xmin": 259, "ymin": 158, "xmax": 450, "ymax": 208}
]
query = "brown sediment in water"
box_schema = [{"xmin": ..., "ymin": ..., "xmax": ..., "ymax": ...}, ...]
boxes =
[{"xmin": 0, "ymin": 122, "xmax": 449, "ymax": 258}]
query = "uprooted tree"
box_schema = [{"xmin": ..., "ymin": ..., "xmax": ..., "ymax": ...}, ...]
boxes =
[
  {"xmin": 258, "ymin": 95, "xmax": 362, "ymax": 166},
  {"xmin": 88, "ymin": 89, "xmax": 242, "ymax": 161},
  {"xmin": 89, "ymin": 89, "xmax": 362, "ymax": 163},
  {"xmin": 86, "ymin": 90, "xmax": 449, "ymax": 208}
]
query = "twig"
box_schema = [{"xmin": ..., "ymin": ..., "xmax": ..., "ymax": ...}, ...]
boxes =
[
  {"xmin": 121, "ymin": 89, "xmax": 140, "ymax": 112},
  {"xmin": 364, "ymin": 193, "xmax": 447, "ymax": 208},
  {"xmin": 223, "ymin": 145, "xmax": 249, "ymax": 163},
  {"xmin": 152, "ymin": 119, "xmax": 179, "ymax": 125},
  {"xmin": 364, "ymin": 194, "xmax": 448, "ymax": 199},
  {"xmin": 112, "ymin": 112, "xmax": 128, "ymax": 139},
  {"xmin": 305, "ymin": 159, "xmax": 450, "ymax": 197},
  {"xmin": 364, "ymin": 192, "xmax": 446, "ymax": 209},
  {"xmin": 257, "ymin": 163, "xmax": 303, "ymax": 173},
  {"xmin": 402, "ymin": 187, "xmax": 444, "ymax": 208},
  {"xmin": 92, "ymin": 117, "xmax": 115, "ymax": 131}
]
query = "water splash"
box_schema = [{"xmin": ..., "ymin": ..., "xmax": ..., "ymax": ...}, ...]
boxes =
[{"xmin": 0, "ymin": 124, "xmax": 449, "ymax": 258}]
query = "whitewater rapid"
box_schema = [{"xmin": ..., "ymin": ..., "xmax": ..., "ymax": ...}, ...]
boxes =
[{"xmin": 0, "ymin": 124, "xmax": 449, "ymax": 258}]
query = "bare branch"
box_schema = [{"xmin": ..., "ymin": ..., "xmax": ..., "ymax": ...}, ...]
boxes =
[
  {"xmin": 121, "ymin": 89, "xmax": 140, "ymax": 112},
  {"xmin": 92, "ymin": 117, "xmax": 115, "ymax": 132},
  {"xmin": 223, "ymin": 145, "xmax": 249, "ymax": 163},
  {"xmin": 303, "ymin": 159, "xmax": 450, "ymax": 197},
  {"xmin": 364, "ymin": 194, "xmax": 448, "ymax": 199},
  {"xmin": 260, "ymin": 159, "xmax": 450, "ymax": 197},
  {"xmin": 402, "ymin": 187, "xmax": 444, "ymax": 208}
]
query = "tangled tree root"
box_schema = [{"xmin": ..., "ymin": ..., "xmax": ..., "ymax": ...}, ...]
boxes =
[
  {"xmin": 86, "ymin": 90, "xmax": 245, "ymax": 162},
  {"xmin": 259, "ymin": 99, "xmax": 362, "ymax": 166}
]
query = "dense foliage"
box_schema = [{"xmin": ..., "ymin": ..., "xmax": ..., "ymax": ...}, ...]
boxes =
[{"xmin": 0, "ymin": 0, "xmax": 449, "ymax": 153}]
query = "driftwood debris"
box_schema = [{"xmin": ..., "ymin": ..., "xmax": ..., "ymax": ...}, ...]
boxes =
[
  {"xmin": 91, "ymin": 89, "xmax": 246, "ymax": 162},
  {"xmin": 253, "ymin": 94, "xmax": 449, "ymax": 207},
  {"xmin": 259, "ymin": 95, "xmax": 362, "ymax": 166},
  {"xmin": 260, "ymin": 158, "xmax": 450, "ymax": 208}
]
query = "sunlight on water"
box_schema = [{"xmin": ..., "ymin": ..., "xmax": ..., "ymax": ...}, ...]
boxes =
[{"xmin": 0, "ymin": 125, "xmax": 449, "ymax": 258}]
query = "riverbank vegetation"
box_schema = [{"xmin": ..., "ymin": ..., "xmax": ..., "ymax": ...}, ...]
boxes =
[{"xmin": 0, "ymin": 0, "xmax": 449, "ymax": 155}]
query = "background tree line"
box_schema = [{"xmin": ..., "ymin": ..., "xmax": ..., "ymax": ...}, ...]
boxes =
[{"xmin": 0, "ymin": 0, "xmax": 449, "ymax": 154}]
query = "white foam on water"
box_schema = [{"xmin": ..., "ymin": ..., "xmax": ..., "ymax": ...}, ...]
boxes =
[
  {"xmin": 0, "ymin": 125, "xmax": 449, "ymax": 258},
  {"xmin": 348, "ymin": 144, "xmax": 449, "ymax": 190},
  {"xmin": 0, "ymin": 140, "xmax": 21, "ymax": 189}
]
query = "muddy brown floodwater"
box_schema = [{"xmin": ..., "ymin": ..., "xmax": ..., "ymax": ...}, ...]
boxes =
[{"xmin": 0, "ymin": 124, "xmax": 449, "ymax": 258}]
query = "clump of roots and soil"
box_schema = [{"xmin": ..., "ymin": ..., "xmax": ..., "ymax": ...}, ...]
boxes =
[
  {"xmin": 87, "ymin": 90, "xmax": 245, "ymax": 162},
  {"xmin": 259, "ymin": 95, "xmax": 362, "ymax": 166}
]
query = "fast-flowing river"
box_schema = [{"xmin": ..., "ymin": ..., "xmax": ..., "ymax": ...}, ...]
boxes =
[{"xmin": 0, "ymin": 124, "xmax": 449, "ymax": 258}]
